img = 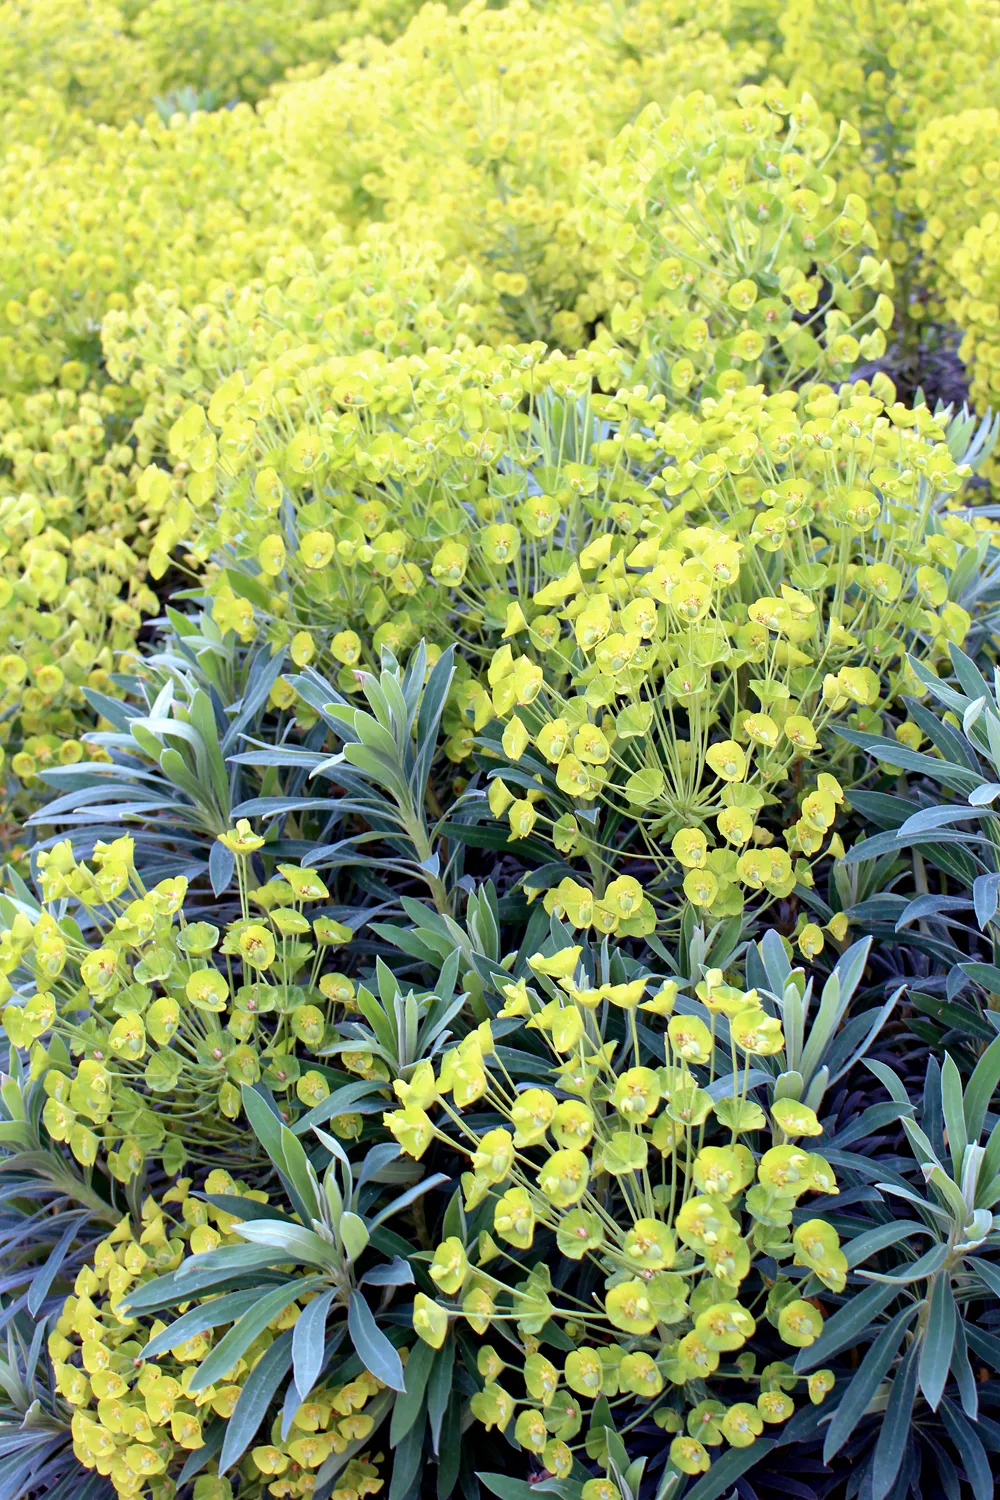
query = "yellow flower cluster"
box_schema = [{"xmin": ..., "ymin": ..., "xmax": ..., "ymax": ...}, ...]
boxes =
[
  {"xmin": 580, "ymin": 87, "xmax": 893, "ymax": 401},
  {"xmin": 775, "ymin": 0, "xmax": 1000, "ymax": 297},
  {"xmin": 52, "ymin": 1178, "xmax": 385, "ymax": 1500},
  {"xmin": 386, "ymin": 946, "xmax": 839, "ymax": 1476},
  {"xmin": 0, "ymin": 832, "xmax": 365, "ymax": 1178},
  {"xmin": 911, "ymin": 109, "xmax": 1000, "ymax": 414}
]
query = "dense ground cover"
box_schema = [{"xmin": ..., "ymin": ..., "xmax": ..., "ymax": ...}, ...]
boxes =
[{"xmin": 1, "ymin": 4, "xmax": 1000, "ymax": 1500}]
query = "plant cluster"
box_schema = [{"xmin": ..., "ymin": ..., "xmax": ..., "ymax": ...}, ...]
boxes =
[{"xmin": 3, "ymin": 4, "xmax": 1000, "ymax": 1500}]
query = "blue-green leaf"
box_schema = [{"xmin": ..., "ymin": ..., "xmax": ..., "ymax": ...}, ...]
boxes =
[
  {"xmin": 219, "ymin": 1329, "xmax": 293, "ymax": 1474},
  {"xmin": 292, "ymin": 1288, "xmax": 335, "ymax": 1401},
  {"xmin": 347, "ymin": 1291, "xmax": 405, "ymax": 1391}
]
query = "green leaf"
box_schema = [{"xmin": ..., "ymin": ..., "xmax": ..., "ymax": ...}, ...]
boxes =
[
  {"xmin": 436, "ymin": 1391, "xmax": 463, "ymax": 1500},
  {"xmin": 138, "ymin": 1289, "xmax": 260, "ymax": 1362},
  {"xmin": 939, "ymin": 1399, "xmax": 994, "ymax": 1500},
  {"xmin": 970, "ymin": 1253, "xmax": 1000, "ymax": 1300},
  {"xmin": 918, "ymin": 1274, "xmax": 957, "ymax": 1413},
  {"xmin": 219, "ymin": 1329, "xmax": 293, "ymax": 1474},
  {"xmin": 347, "ymin": 1290, "xmax": 405, "ymax": 1391},
  {"xmin": 121, "ymin": 1245, "xmax": 289, "ymax": 1313},
  {"xmin": 940, "ymin": 1053, "xmax": 968, "ymax": 1179},
  {"xmin": 390, "ymin": 1336, "xmax": 434, "ymax": 1445},
  {"xmin": 963, "ymin": 1032, "xmax": 1000, "ymax": 1142},
  {"xmin": 387, "ymin": 1411, "xmax": 424, "ymax": 1500},
  {"xmin": 794, "ymin": 1280, "xmax": 901, "ymax": 1371},
  {"xmin": 340, "ymin": 1211, "xmax": 370, "ymax": 1263},
  {"xmin": 292, "ymin": 1288, "xmax": 336, "ymax": 1401},
  {"xmin": 477, "ymin": 1478, "xmax": 579, "ymax": 1500},
  {"xmin": 844, "ymin": 1220, "xmax": 932, "ymax": 1268},
  {"xmin": 234, "ymin": 1221, "xmax": 340, "ymax": 1269},
  {"xmin": 823, "ymin": 1306, "xmax": 916, "ymax": 1461},
  {"xmin": 189, "ymin": 1279, "xmax": 324, "ymax": 1393},
  {"xmin": 426, "ymin": 1336, "xmax": 455, "ymax": 1455},
  {"xmin": 871, "ymin": 1339, "xmax": 919, "ymax": 1500},
  {"xmin": 678, "ymin": 1442, "xmax": 779, "ymax": 1500}
]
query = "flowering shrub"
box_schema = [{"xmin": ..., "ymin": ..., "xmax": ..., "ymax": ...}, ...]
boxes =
[
  {"xmin": 52, "ymin": 1180, "xmax": 387, "ymax": 1500},
  {"xmin": 391, "ymin": 941, "xmax": 845, "ymax": 1478},
  {"xmin": 3, "ymin": 2, "xmax": 1000, "ymax": 1498},
  {"xmin": 579, "ymin": 88, "xmax": 893, "ymax": 400},
  {"xmin": 0, "ymin": 833, "xmax": 371, "ymax": 1178}
]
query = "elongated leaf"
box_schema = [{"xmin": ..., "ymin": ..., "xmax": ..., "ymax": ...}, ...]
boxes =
[
  {"xmin": 871, "ymin": 1339, "xmax": 919, "ymax": 1500},
  {"xmin": 844, "ymin": 1220, "xmax": 932, "ymax": 1269},
  {"xmin": 139, "ymin": 1289, "xmax": 261, "ymax": 1362},
  {"xmin": 794, "ymin": 1280, "xmax": 901, "ymax": 1371},
  {"xmin": 823, "ymin": 1305, "xmax": 916, "ymax": 1461},
  {"xmin": 426, "ymin": 1336, "xmax": 455, "ymax": 1454},
  {"xmin": 347, "ymin": 1291, "xmax": 405, "ymax": 1390},
  {"xmin": 477, "ymin": 1478, "xmax": 579, "ymax": 1500},
  {"xmin": 390, "ymin": 1336, "xmax": 435, "ymax": 1444},
  {"xmin": 26, "ymin": 1216, "xmax": 82, "ymax": 1317},
  {"xmin": 939, "ymin": 1399, "xmax": 994, "ymax": 1500},
  {"xmin": 219, "ymin": 1329, "xmax": 293, "ymax": 1473},
  {"xmin": 121, "ymin": 1245, "xmax": 288, "ymax": 1313},
  {"xmin": 190, "ymin": 1279, "xmax": 324, "ymax": 1393},
  {"xmin": 964, "ymin": 1032, "xmax": 1000, "ymax": 1141},
  {"xmin": 917, "ymin": 1274, "xmax": 957, "ymax": 1412},
  {"xmin": 292, "ymin": 1288, "xmax": 336, "ymax": 1401},
  {"xmin": 387, "ymin": 1410, "xmax": 424, "ymax": 1500}
]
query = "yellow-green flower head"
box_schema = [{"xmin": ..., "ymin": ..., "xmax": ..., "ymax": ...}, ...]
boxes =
[
  {"xmin": 611, "ymin": 1066, "xmax": 661, "ymax": 1123},
  {"xmin": 494, "ymin": 1186, "xmax": 535, "ymax": 1249},
  {"xmin": 730, "ymin": 1007, "xmax": 784, "ymax": 1055},
  {"xmin": 470, "ymin": 1382, "xmax": 513, "ymax": 1433},
  {"xmin": 604, "ymin": 1277, "xmax": 656, "ymax": 1335},
  {"xmin": 672, "ymin": 826, "xmax": 709, "ymax": 870},
  {"xmin": 555, "ymin": 1208, "xmax": 605, "ymax": 1260},
  {"xmin": 510, "ymin": 1088, "xmax": 557, "ymax": 1147},
  {"xmin": 524, "ymin": 1351, "xmax": 559, "ymax": 1406},
  {"xmin": 695, "ymin": 1301, "xmax": 755, "ymax": 1352},
  {"xmin": 393, "ymin": 1058, "xmax": 438, "ymax": 1110},
  {"xmin": 778, "ymin": 1298, "xmax": 824, "ymax": 1348},
  {"xmin": 771, "ymin": 1098, "xmax": 823, "ymax": 1137},
  {"xmin": 692, "ymin": 1146, "xmax": 748, "ymax": 1200},
  {"xmin": 808, "ymin": 1369, "xmax": 835, "ymax": 1404},
  {"xmin": 528, "ymin": 947, "xmax": 581, "ymax": 980},
  {"xmin": 758, "ymin": 1390, "xmax": 794, "ymax": 1424},
  {"xmin": 622, "ymin": 1217, "xmax": 676, "ymax": 1271},
  {"xmin": 218, "ymin": 819, "xmax": 264, "ymax": 854},
  {"xmin": 462, "ymin": 1284, "xmax": 495, "ymax": 1335},
  {"xmin": 108, "ymin": 1013, "xmax": 146, "ymax": 1063},
  {"xmin": 758, "ymin": 1145, "xmax": 814, "ymax": 1196},
  {"xmin": 676, "ymin": 1195, "xmax": 736, "ymax": 1251},
  {"xmin": 550, "ymin": 1100, "xmax": 594, "ymax": 1149},
  {"xmin": 564, "ymin": 1347, "xmax": 604, "ymax": 1397},
  {"xmin": 385, "ymin": 1106, "xmax": 433, "ymax": 1160},
  {"xmin": 720, "ymin": 1401, "xmax": 764, "ymax": 1447},
  {"xmin": 793, "ymin": 1220, "xmax": 848, "ymax": 1292},
  {"xmin": 412, "ymin": 1293, "xmax": 448, "ymax": 1349},
  {"xmin": 619, "ymin": 1350, "xmax": 663, "ymax": 1399},
  {"xmin": 238, "ymin": 925, "xmax": 275, "ymax": 971},
  {"xmin": 471, "ymin": 1128, "xmax": 515, "ymax": 1183},
  {"xmin": 667, "ymin": 1014, "xmax": 713, "ymax": 1065},
  {"xmin": 706, "ymin": 740, "xmax": 747, "ymax": 782},
  {"xmin": 582, "ymin": 1480, "xmax": 621, "ymax": 1500},
  {"xmin": 429, "ymin": 1237, "xmax": 468, "ymax": 1297},
  {"xmin": 184, "ymin": 968, "xmax": 228, "ymax": 1011},
  {"xmin": 538, "ymin": 1148, "xmax": 589, "ymax": 1208},
  {"xmin": 536, "ymin": 718, "xmax": 571, "ymax": 763}
]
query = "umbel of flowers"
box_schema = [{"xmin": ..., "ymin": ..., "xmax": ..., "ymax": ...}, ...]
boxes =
[{"xmin": 388, "ymin": 944, "xmax": 840, "ymax": 1480}]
